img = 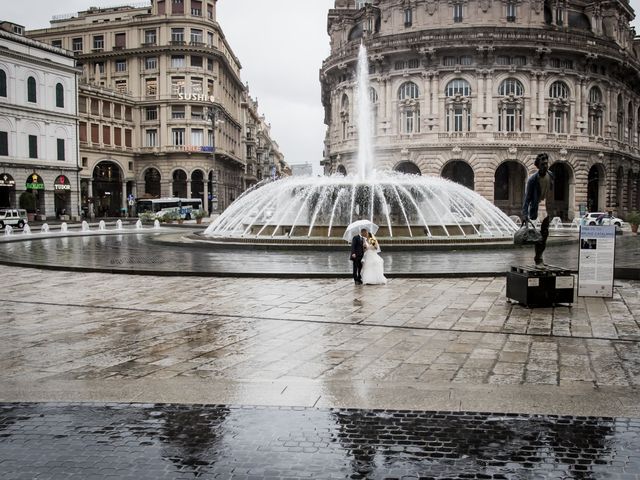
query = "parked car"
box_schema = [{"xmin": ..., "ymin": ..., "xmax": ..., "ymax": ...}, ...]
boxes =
[
  {"xmin": 581, "ymin": 212, "xmax": 623, "ymax": 227},
  {"xmin": 0, "ymin": 209, "xmax": 28, "ymax": 229}
]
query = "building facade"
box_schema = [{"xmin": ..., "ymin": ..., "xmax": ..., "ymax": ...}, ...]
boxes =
[
  {"xmin": 321, "ymin": 0, "xmax": 640, "ymax": 220},
  {"xmin": 0, "ymin": 23, "xmax": 79, "ymax": 218},
  {"xmin": 29, "ymin": 0, "xmax": 285, "ymax": 216}
]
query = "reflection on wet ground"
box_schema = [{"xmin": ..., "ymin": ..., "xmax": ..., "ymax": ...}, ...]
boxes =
[
  {"xmin": 0, "ymin": 231, "xmax": 638, "ymax": 275},
  {"xmin": 0, "ymin": 403, "xmax": 638, "ymax": 479}
]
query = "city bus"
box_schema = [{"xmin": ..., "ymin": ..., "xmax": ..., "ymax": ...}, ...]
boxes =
[{"xmin": 135, "ymin": 198, "xmax": 203, "ymax": 220}]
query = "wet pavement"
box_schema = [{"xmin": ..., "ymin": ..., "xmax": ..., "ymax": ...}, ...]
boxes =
[
  {"xmin": 1, "ymin": 402, "xmax": 639, "ymax": 480},
  {"xmin": 0, "ymin": 230, "xmax": 637, "ymax": 275}
]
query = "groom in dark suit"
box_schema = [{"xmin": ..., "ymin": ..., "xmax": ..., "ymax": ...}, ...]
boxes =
[{"xmin": 350, "ymin": 228, "xmax": 368, "ymax": 284}]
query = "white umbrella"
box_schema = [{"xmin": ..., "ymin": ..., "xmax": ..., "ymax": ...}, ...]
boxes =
[{"xmin": 343, "ymin": 219, "xmax": 379, "ymax": 242}]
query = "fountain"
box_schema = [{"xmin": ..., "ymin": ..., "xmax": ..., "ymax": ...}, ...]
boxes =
[
  {"xmin": 22, "ymin": 225, "xmax": 31, "ymax": 235},
  {"xmin": 98, "ymin": 220, "xmax": 106, "ymax": 231},
  {"xmin": 154, "ymin": 220, "xmax": 160, "ymax": 229},
  {"xmin": 81, "ymin": 221, "xmax": 90, "ymax": 232},
  {"xmin": 4, "ymin": 225, "xmax": 12, "ymax": 236},
  {"xmin": 60, "ymin": 222, "xmax": 68, "ymax": 233},
  {"xmin": 205, "ymin": 43, "xmax": 517, "ymax": 244},
  {"xmin": 116, "ymin": 220, "xmax": 123, "ymax": 230},
  {"xmin": 135, "ymin": 219, "xmax": 143, "ymax": 229},
  {"xmin": 41, "ymin": 223, "xmax": 49, "ymax": 233}
]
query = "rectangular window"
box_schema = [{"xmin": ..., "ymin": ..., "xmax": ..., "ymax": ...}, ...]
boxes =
[
  {"xmin": 506, "ymin": 2, "xmax": 516, "ymax": 21},
  {"xmin": 115, "ymin": 59, "xmax": 127, "ymax": 72},
  {"xmin": 125, "ymin": 107, "xmax": 132, "ymax": 121},
  {"xmin": 146, "ymin": 106, "xmax": 158, "ymax": 121},
  {"xmin": 103, "ymin": 125, "xmax": 111, "ymax": 145},
  {"xmin": 0, "ymin": 131, "xmax": 7, "ymax": 156},
  {"xmin": 114, "ymin": 127, "xmax": 122, "ymax": 146},
  {"xmin": 145, "ymin": 129, "xmax": 157, "ymax": 147},
  {"xmin": 114, "ymin": 32, "xmax": 126, "ymax": 48},
  {"xmin": 172, "ymin": 0, "xmax": 184, "ymax": 14},
  {"xmin": 191, "ymin": 128, "xmax": 204, "ymax": 146},
  {"xmin": 157, "ymin": 0, "xmax": 165, "ymax": 14},
  {"xmin": 145, "ymin": 57, "xmax": 158, "ymax": 70},
  {"xmin": 407, "ymin": 59, "xmax": 419, "ymax": 69},
  {"xmin": 207, "ymin": 79, "xmax": 214, "ymax": 97},
  {"xmin": 207, "ymin": 4, "xmax": 213, "ymax": 19},
  {"xmin": 171, "ymin": 28, "xmax": 184, "ymax": 43},
  {"xmin": 191, "ymin": 78, "xmax": 203, "ymax": 94},
  {"xmin": 171, "ymin": 105, "xmax": 185, "ymax": 119},
  {"xmin": 190, "ymin": 29, "xmax": 203, "ymax": 44},
  {"xmin": 72, "ymin": 37, "xmax": 83, "ymax": 51},
  {"xmin": 91, "ymin": 123, "xmax": 99, "ymax": 143},
  {"xmin": 394, "ymin": 60, "xmax": 405, "ymax": 70},
  {"xmin": 145, "ymin": 78, "xmax": 157, "ymax": 96},
  {"xmin": 191, "ymin": 106, "xmax": 203, "ymax": 119},
  {"xmin": 171, "ymin": 55, "xmax": 185, "ymax": 68},
  {"xmin": 556, "ymin": 7, "xmax": 564, "ymax": 25},
  {"xmin": 459, "ymin": 56, "xmax": 472, "ymax": 66},
  {"xmin": 125, "ymin": 129, "xmax": 132, "ymax": 148},
  {"xmin": 115, "ymin": 80, "xmax": 127, "ymax": 94},
  {"xmin": 443, "ymin": 57, "xmax": 456, "ymax": 66},
  {"xmin": 453, "ymin": 4, "xmax": 463, "ymax": 22},
  {"xmin": 79, "ymin": 122, "xmax": 87, "ymax": 143},
  {"xmin": 191, "ymin": 56, "xmax": 203, "ymax": 68},
  {"xmin": 56, "ymin": 139, "xmax": 65, "ymax": 160},
  {"xmin": 191, "ymin": 0, "xmax": 202, "ymax": 16},
  {"xmin": 51, "ymin": 39, "xmax": 62, "ymax": 48},
  {"xmin": 207, "ymin": 31, "xmax": 214, "ymax": 46},
  {"xmin": 172, "ymin": 128, "xmax": 185, "ymax": 146},
  {"xmin": 506, "ymin": 108, "xmax": 516, "ymax": 132},
  {"xmin": 94, "ymin": 61, "xmax": 105, "ymax": 74},
  {"xmin": 171, "ymin": 76, "xmax": 185, "ymax": 96},
  {"xmin": 28, "ymin": 135, "xmax": 37, "ymax": 158},
  {"xmin": 102, "ymin": 101, "xmax": 111, "ymax": 117},
  {"xmin": 93, "ymin": 35, "xmax": 104, "ymax": 50},
  {"xmin": 207, "ymin": 58, "xmax": 213, "ymax": 71},
  {"xmin": 144, "ymin": 29, "xmax": 157, "ymax": 45},
  {"xmin": 454, "ymin": 108, "xmax": 463, "ymax": 132},
  {"xmin": 404, "ymin": 8, "xmax": 412, "ymax": 27},
  {"xmin": 79, "ymin": 97, "xmax": 87, "ymax": 113},
  {"xmin": 114, "ymin": 105, "xmax": 121, "ymax": 119}
]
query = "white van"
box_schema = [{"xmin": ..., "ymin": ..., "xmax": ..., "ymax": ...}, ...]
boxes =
[{"xmin": 0, "ymin": 209, "xmax": 28, "ymax": 229}]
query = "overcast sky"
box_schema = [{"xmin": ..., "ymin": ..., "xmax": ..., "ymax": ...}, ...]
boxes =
[{"xmin": 5, "ymin": 1, "xmax": 640, "ymax": 175}]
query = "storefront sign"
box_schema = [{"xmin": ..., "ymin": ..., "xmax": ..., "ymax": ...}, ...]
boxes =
[
  {"xmin": 0, "ymin": 173, "xmax": 15, "ymax": 188},
  {"xmin": 178, "ymin": 145, "xmax": 214, "ymax": 153},
  {"xmin": 178, "ymin": 92, "xmax": 215, "ymax": 102},
  {"xmin": 54, "ymin": 175, "xmax": 71, "ymax": 191},
  {"xmin": 26, "ymin": 173, "xmax": 44, "ymax": 190},
  {"xmin": 578, "ymin": 225, "xmax": 616, "ymax": 298}
]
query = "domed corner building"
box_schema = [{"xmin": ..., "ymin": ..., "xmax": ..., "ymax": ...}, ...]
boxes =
[{"xmin": 320, "ymin": 0, "xmax": 640, "ymax": 220}]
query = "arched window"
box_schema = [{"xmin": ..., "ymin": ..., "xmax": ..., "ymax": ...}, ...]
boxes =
[
  {"xmin": 548, "ymin": 81, "xmax": 570, "ymax": 133},
  {"xmin": 549, "ymin": 81, "xmax": 569, "ymax": 99},
  {"xmin": 616, "ymin": 94, "xmax": 624, "ymax": 141},
  {"xmin": 340, "ymin": 94, "xmax": 349, "ymax": 140},
  {"xmin": 0, "ymin": 70, "xmax": 6, "ymax": 98},
  {"xmin": 445, "ymin": 79, "xmax": 471, "ymax": 97},
  {"xmin": 587, "ymin": 86, "xmax": 604, "ymax": 137},
  {"xmin": 27, "ymin": 76, "xmax": 36, "ymax": 103},
  {"xmin": 498, "ymin": 79, "xmax": 524, "ymax": 132},
  {"xmin": 369, "ymin": 87, "xmax": 378, "ymax": 104},
  {"xmin": 398, "ymin": 81, "xmax": 419, "ymax": 100},
  {"xmin": 498, "ymin": 78, "xmax": 524, "ymax": 96},
  {"xmin": 445, "ymin": 79, "xmax": 471, "ymax": 132},
  {"xmin": 627, "ymin": 102, "xmax": 634, "ymax": 144},
  {"xmin": 55, "ymin": 83, "xmax": 64, "ymax": 108},
  {"xmin": 397, "ymin": 82, "xmax": 420, "ymax": 134}
]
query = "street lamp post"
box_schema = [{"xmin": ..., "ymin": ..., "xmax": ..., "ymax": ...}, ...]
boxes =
[{"xmin": 206, "ymin": 104, "xmax": 223, "ymax": 214}]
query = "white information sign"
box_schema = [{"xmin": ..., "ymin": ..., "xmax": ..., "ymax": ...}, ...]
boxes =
[{"xmin": 578, "ymin": 225, "xmax": 616, "ymax": 298}]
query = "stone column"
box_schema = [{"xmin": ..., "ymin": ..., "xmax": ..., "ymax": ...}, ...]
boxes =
[
  {"xmin": 203, "ymin": 181, "xmax": 209, "ymax": 214},
  {"xmin": 431, "ymin": 74, "xmax": 439, "ymax": 117},
  {"xmin": 121, "ymin": 182, "xmax": 127, "ymax": 215},
  {"xmin": 477, "ymin": 74, "xmax": 485, "ymax": 114},
  {"xmin": 187, "ymin": 180, "xmax": 192, "ymax": 198},
  {"xmin": 538, "ymin": 74, "xmax": 545, "ymax": 118},
  {"xmin": 485, "ymin": 74, "xmax": 493, "ymax": 116},
  {"xmin": 88, "ymin": 180, "xmax": 94, "ymax": 219}
]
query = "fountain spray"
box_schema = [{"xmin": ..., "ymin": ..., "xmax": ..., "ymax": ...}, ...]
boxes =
[{"xmin": 356, "ymin": 42, "xmax": 374, "ymax": 182}]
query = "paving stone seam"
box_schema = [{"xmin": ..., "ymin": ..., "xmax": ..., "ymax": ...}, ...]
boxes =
[
  {"xmin": 0, "ymin": 401, "xmax": 636, "ymax": 421},
  {"xmin": 2, "ymin": 297, "xmax": 639, "ymax": 345}
]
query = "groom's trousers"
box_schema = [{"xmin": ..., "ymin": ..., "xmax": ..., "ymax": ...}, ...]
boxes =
[{"xmin": 352, "ymin": 256, "xmax": 363, "ymax": 282}]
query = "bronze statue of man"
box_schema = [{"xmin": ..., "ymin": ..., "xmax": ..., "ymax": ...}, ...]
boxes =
[{"xmin": 522, "ymin": 153, "xmax": 554, "ymax": 267}]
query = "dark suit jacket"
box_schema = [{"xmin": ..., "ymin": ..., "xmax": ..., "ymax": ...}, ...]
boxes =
[{"xmin": 350, "ymin": 235, "xmax": 365, "ymax": 260}]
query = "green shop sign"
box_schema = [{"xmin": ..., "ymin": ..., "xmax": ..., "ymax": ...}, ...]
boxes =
[{"xmin": 26, "ymin": 173, "xmax": 44, "ymax": 190}]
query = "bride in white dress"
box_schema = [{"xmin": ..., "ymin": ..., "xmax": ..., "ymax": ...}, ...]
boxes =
[{"xmin": 361, "ymin": 233, "xmax": 387, "ymax": 285}]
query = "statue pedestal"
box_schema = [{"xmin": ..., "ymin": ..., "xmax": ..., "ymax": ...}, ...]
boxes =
[{"xmin": 506, "ymin": 265, "xmax": 574, "ymax": 308}]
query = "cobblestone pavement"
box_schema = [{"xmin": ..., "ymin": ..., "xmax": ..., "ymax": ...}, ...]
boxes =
[
  {"xmin": 1, "ymin": 266, "xmax": 639, "ymax": 413},
  {"xmin": 0, "ymin": 231, "xmax": 637, "ymax": 275},
  {"xmin": 1, "ymin": 402, "xmax": 639, "ymax": 480}
]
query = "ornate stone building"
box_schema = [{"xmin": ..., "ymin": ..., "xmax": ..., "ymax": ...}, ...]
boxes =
[
  {"xmin": 321, "ymin": 0, "xmax": 640, "ymax": 220},
  {"xmin": 28, "ymin": 0, "xmax": 285, "ymax": 216}
]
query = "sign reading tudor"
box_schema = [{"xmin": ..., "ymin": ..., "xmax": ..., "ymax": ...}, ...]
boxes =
[{"xmin": 54, "ymin": 175, "xmax": 71, "ymax": 191}]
